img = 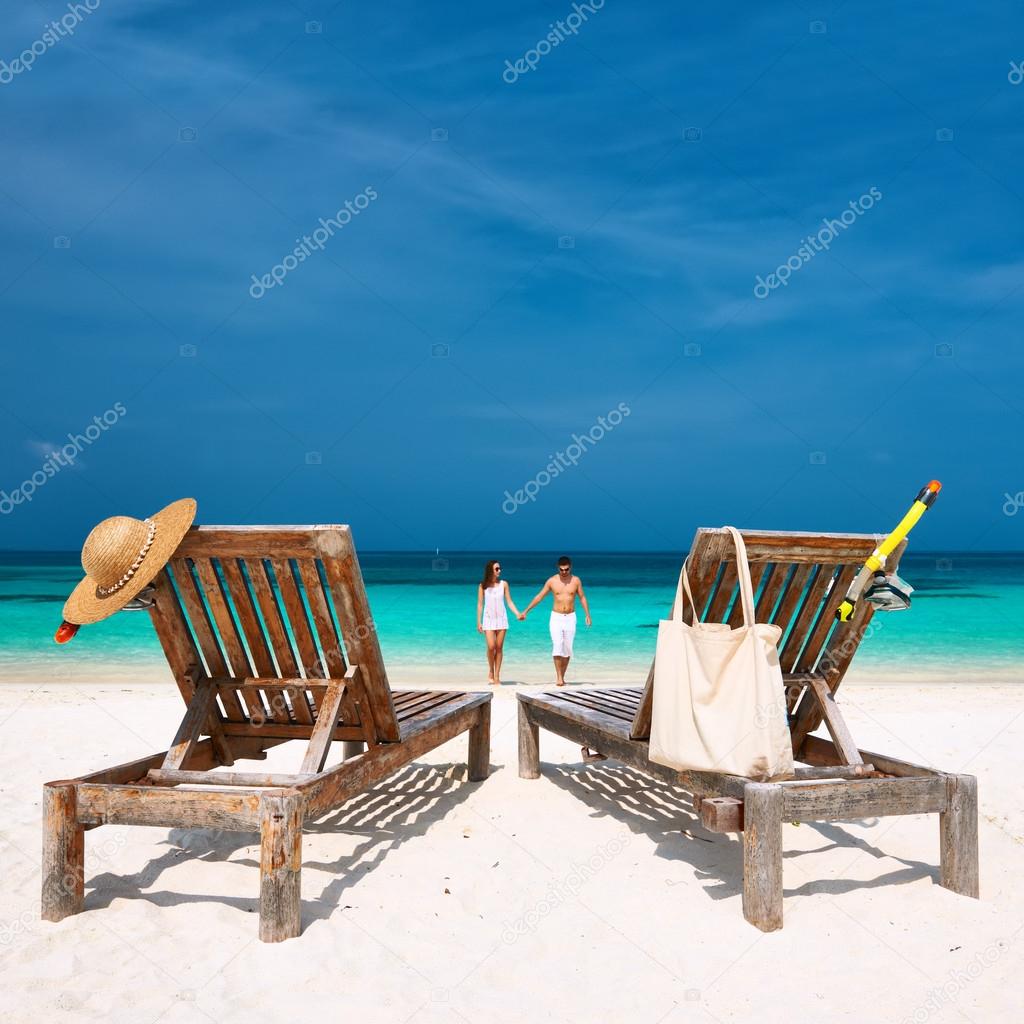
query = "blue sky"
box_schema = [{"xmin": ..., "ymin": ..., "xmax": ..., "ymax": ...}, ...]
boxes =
[{"xmin": 1, "ymin": 0, "xmax": 1023, "ymax": 553}]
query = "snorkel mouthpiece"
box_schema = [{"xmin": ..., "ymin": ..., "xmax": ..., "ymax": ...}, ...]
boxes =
[
  {"xmin": 55, "ymin": 620, "xmax": 80, "ymax": 644},
  {"xmin": 917, "ymin": 479, "xmax": 942, "ymax": 507}
]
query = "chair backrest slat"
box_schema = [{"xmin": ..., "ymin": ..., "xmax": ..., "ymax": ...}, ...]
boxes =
[
  {"xmin": 727, "ymin": 562, "xmax": 768, "ymax": 627},
  {"xmin": 169, "ymin": 558, "xmax": 230, "ymax": 679},
  {"xmin": 149, "ymin": 525, "xmax": 400, "ymax": 743},
  {"xmin": 629, "ymin": 527, "xmax": 903, "ymax": 742},
  {"xmin": 754, "ymin": 563, "xmax": 790, "ymax": 620},
  {"xmin": 269, "ymin": 558, "xmax": 323, "ymax": 678},
  {"xmin": 769, "ymin": 563, "xmax": 814, "ymax": 636},
  {"xmin": 243, "ymin": 558, "xmax": 299, "ymax": 678},
  {"xmin": 703, "ymin": 562, "xmax": 737, "ymax": 622},
  {"xmin": 297, "ymin": 558, "xmax": 348, "ymax": 676},
  {"xmin": 191, "ymin": 558, "xmax": 253, "ymax": 678},
  {"xmin": 791, "ymin": 562, "xmax": 858, "ymax": 675},
  {"xmin": 218, "ymin": 558, "xmax": 277, "ymax": 678},
  {"xmin": 779, "ymin": 563, "xmax": 838, "ymax": 669}
]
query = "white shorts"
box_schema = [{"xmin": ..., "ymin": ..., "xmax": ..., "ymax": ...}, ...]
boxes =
[{"xmin": 550, "ymin": 611, "xmax": 576, "ymax": 658}]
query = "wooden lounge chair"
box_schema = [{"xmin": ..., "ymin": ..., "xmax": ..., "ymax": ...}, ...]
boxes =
[
  {"xmin": 517, "ymin": 528, "xmax": 978, "ymax": 931},
  {"xmin": 42, "ymin": 525, "xmax": 491, "ymax": 941}
]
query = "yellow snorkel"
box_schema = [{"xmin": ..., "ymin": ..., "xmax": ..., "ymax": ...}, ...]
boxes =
[{"xmin": 835, "ymin": 480, "xmax": 941, "ymax": 622}]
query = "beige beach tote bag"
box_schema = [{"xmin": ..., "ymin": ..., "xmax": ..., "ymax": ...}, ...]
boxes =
[{"xmin": 649, "ymin": 527, "xmax": 794, "ymax": 781}]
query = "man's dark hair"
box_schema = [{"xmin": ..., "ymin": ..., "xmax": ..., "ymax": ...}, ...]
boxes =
[{"xmin": 557, "ymin": 556, "xmax": 571, "ymax": 567}]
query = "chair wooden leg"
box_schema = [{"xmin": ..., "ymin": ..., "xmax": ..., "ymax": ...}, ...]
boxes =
[
  {"xmin": 259, "ymin": 792, "xmax": 303, "ymax": 942},
  {"xmin": 41, "ymin": 782, "xmax": 84, "ymax": 922},
  {"xmin": 518, "ymin": 702, "xmax": 540, "ymax": 780},
  {"xmin": 468, "ymin": 702, "xmax": 490, "ymax": 782},
  {"xmin": 940, "ymin": 774, "xmax": 979, "ymax": 899},
  {"xmin": 742, "ymin": 783, "xmax": 784, "ymax": 932}
]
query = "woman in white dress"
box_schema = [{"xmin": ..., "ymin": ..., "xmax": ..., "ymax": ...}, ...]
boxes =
[{"xmin": 476, "ymin": 559, "xmax": 523, "ymax": 685}]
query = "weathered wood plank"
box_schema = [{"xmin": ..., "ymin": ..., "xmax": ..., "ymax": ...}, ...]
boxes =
[
  {"xmin": 518, "ymin": 700, "xmax": 541, "ymax": 779},
  {"xmin": 259, "ymin": 792, "xmax": 303, "ymax": 942},
  {"xmin": 319, "ymin": 532, "xmax": 399, "ymax": 742},
  {"xmin": 782, "ymin": 776, "xmax": 947, "ymax": 820},
  {"xmin": 244, "ymin": 558, "xmax": 300, "ymax": 679},
  {"xmin": 147, "ymin": 570, "xmax": 202, "ymax": 703},
  {"xmin": 727, "ymin": 561, "xmax": 767, "ymax": 627},
  {"xmin": 704, "ymin": 561, "xmax": 738, "ymax": 623},
  {"xmin": 220, "ymin": 721, "xmax": 365, "ymax": 742},
  {"xmin": 77, "ymin": 784, "xmax": 263, "ymax": 830},
  {"xmin": 219, "ymin": 557, "xmax": 277, "ymax": 678},
  {"xmin": 754, "ymin": 562, "xmax": 790, "ymax": 621},
  {"xmin": 191, "ymin": 558, "xmax": 252, "ymax": 680},
  {"xmin": 146, "ymin": 769, "xmax": 314, "ymax": 788},
  {"xmin": 556, "ymin": 690, "xmax": 636, "ymax": 723},
  {"xmin": 743, "ymin": 783, "xmax": 784, "ymax": 931},
  {"xmin": 771, "ymin": 563, "xmax": 813, "ymax": 635},
  {"xmin": 803, "ymin": 676, "xmax": 863, "ymax": 765},
  {"xmin": 468, "ymin": 701, "xmax": 490, "ymax": 781},
  {"xmin": 940, "ymin": 774, "xmax": 979, "ymax": 899},
  {"xmin": 162, "ymin": 678, "xmax": 219, "ymax": 770},
  {"xmin": 270, "ymin": 557, "xmax": 322, "ymax": 681},
  {"xmin": 170, "ymin": 558, "xmax": 230, "ymax": 678},
  {"xmin": 176, "ymin": 526, "xmax": 334, "ymax": 559},
  {"xmin": 700, "ymin": 795, "xmax": 744, "ymax": 833},
  {"xmin": 798, "ymin": 734, "xmax": 944, "ymax": 779},
  {"xmin": 700, "ymin": 529, "xmax": 879, "ymax": 563},
  {"xmin": 779, "ymin": 563, "xmax": 837, "ymax": 669},
  {"xmin": 300, "ymin": 674, "xmax": 350, "ymax": 774},
  {"xmin": 791, "ymin": 563, "xmax": 857, "ymax": 675},
  {"xmin": 41, "ymin": 782, "xmax": 84, "ymax": 922},
  {"xmin": 296, "ymin": 558, "xmax": 346, "ymax": 677},
  {"xmin": 791, "ymin": 763, "xmax": 876, "ymax": 780}
]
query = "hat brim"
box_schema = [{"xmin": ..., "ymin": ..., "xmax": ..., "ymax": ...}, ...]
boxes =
[{"xmin": 63, "ymin": 498, "xmax": 197, "ymax": 625}]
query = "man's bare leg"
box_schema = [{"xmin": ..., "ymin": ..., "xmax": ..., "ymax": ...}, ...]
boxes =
[{"xmin": 554, "ymin": 655, "xmax": 569, "ymax": 686}]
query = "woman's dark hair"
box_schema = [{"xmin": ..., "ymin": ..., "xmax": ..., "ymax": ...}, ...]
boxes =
[{"xmin": 482, "ymin": 559, "xmax": 500, "ymax": 588}]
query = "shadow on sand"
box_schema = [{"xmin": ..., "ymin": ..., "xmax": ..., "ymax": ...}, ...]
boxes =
[
  {"xmin": 543, "ymin": 759, "xmax": 938, "ymax": 902},
  {"xmin": 86, "ymin": 760, "xmax": 486, "ymax": 926}
]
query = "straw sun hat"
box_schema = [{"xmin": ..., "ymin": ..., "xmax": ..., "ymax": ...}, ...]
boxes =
[{"xmin": 63, "ymin": 498, "xmax": 197, "ymax": 625}]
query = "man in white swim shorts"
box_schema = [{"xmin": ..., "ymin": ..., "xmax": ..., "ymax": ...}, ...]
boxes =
[{"xmin": 521, "ymin": 555, "xmax": 592, "ymax": 686}]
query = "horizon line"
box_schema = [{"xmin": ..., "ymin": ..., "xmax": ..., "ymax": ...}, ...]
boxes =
[{"xmin": 2, "ymin": 548, "xmax": 1023, "ymax": 557}]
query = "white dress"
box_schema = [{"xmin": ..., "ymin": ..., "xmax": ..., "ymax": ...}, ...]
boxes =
[{"xmin": 481, "ymin": 583, "xmax": 509, "ymax": 630}]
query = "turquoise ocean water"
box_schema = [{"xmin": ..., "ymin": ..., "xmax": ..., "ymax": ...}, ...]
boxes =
[{"xmin": 1, "ymin": 552, "xmax": 1021, "ymax": 685}]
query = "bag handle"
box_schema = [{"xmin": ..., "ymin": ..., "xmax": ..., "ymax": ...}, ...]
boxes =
[
  {"xmin": 724, "ymin": 526, "xmax": 757, "ymax": 626},
  {"xmin": 673, "ymin": 527, "xmax": 757, "ymax": 626}
]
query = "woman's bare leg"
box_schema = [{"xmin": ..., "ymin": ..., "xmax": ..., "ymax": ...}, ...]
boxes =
[
  {"xmin": 493, "ymin": 629, "xmax": 507, "ymax": 684},
  {"xmin": 485, "ymin": 630, "xmax": 497, "ymax": 683}
]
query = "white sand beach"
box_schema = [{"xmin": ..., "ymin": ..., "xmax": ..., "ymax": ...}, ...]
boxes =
[{"xmin": 1, "ymin": 679, "xmax": 1022, "ymax": 1024}]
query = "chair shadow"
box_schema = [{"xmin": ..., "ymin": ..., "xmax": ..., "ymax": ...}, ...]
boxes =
[
  {"xmin": 86, "ymin": 760, "xmax": 486, "ymax": 926},
  {"xmin": 543, "ymin": 759, "xmax": 937, "ymax": 902}
]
